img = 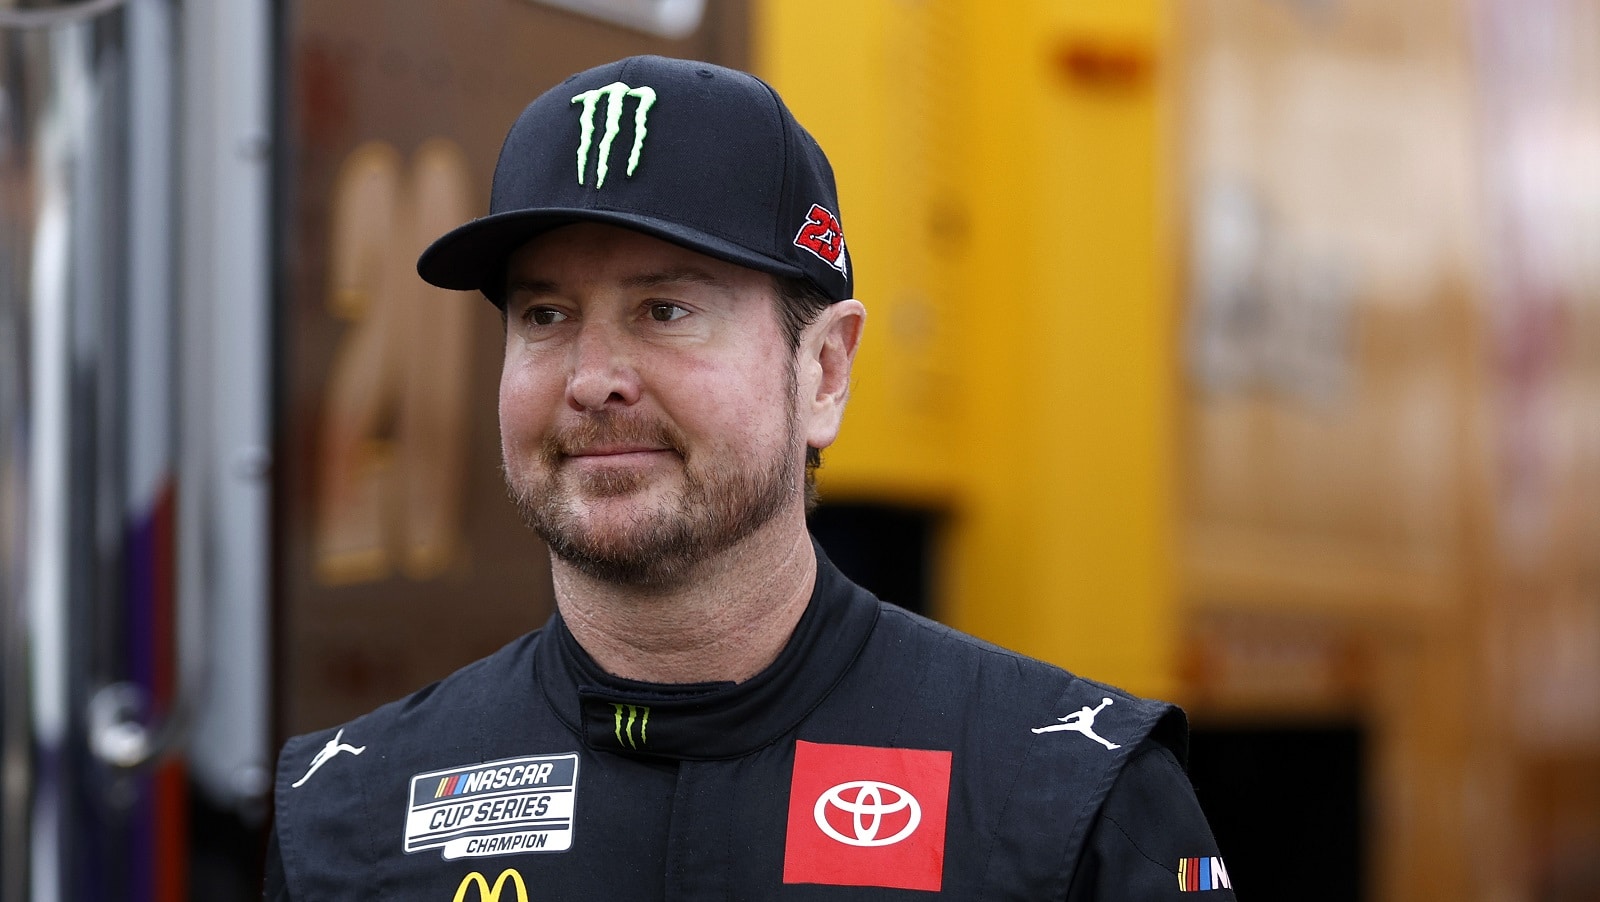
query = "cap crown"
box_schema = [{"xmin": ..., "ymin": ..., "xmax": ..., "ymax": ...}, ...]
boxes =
[{"xmin": 418, "ymin": 55, "xmax": 851, "ymax": 303}]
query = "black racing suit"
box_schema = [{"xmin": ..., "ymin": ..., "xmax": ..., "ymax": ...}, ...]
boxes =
[{"xmin": 266, "ymin": 550, "xmax": 1235, "ymax": 900}]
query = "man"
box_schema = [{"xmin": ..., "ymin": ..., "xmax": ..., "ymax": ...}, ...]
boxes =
[{"xmin": 267, "ymin": 55, "xmax": 1234, "ymax": 900}]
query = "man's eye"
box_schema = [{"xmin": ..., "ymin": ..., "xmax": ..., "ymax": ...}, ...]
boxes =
[
  {"xmin": 649, "ymin": 303, "xmax": 689, "ymax": 323},
  {"xmin": 528, "ymin": 307, "xmax": 566, "ymax": 326}
]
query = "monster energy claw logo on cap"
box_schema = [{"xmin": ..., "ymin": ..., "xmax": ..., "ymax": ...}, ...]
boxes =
[
  {"xmin": 571, "ymin": 82, "xmax": 656, "ymax": 188},
  {"xmin": 612, "ymin": 703, "xmax": 649, "ymax": 749}
]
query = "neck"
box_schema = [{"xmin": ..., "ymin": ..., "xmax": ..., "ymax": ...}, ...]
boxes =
[{"xmin": 550, "ymin": 516, "xmax": 817, "ymax": 684}]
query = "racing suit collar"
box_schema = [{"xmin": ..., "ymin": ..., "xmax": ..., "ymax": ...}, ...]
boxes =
[{"xmin": 536, "ymin": 542, "xmax": 881, "ymax": 761}]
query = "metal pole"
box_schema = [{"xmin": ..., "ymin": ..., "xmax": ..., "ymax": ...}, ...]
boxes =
[
  {"xmin": 0, "ymin": 3, "xmax": 133, "ymax": 899},
  {"xmin": 3, "ymin": 0, "xmax": 269, "ymax": 894}
]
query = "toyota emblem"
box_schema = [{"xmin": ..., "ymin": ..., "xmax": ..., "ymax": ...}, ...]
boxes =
[{"xmin": 813, "ymin": 780, "xmax": 923, "ymax": 847}]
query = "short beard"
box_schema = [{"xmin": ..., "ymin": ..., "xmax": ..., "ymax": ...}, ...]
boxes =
[{"xmin": 505, "ymin": 409, "xmax": 801, "ymax": 590}]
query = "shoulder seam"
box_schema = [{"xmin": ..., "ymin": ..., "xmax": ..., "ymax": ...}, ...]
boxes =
[
  {"xmin": 878, "ymin": 605, "xmax": 1059, "ymax": 669},
  {"xmin": 1101, "ymin": 810, "xmax": 1181, "ymax": 877},
  {"xmin": 1101, "ymin": 745, "xmax": 1183, "ymax": 877}
]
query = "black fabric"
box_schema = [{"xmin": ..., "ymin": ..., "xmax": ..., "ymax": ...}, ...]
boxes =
[
  {"xmin": 1067, "ymin": 743, "xmax": 1238, "ymax": 900},
  {"xmin": 268, "ymin": 550, "xmax": 1227, "ymax": 899}
]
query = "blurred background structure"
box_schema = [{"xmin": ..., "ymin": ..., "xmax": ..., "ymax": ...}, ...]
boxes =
[{"xmin": 1, "ymin": 0, "xmax": 1596, "ymax": 899}]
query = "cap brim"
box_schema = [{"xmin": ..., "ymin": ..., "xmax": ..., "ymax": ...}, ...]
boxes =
[{"xmin": 417, "ymin": 208, "xmax": 808, "ymax": 302}]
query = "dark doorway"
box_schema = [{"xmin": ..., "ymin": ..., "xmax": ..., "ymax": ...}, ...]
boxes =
[
  {"xmin": 1186, "ymin": 723, "xmax": 1366, "ymax": 901},
  {"xmin": 808, "ymin": 503, "xmax": 940, "ymax": 619}
]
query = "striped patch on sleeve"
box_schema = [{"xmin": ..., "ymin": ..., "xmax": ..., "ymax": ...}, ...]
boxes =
[{"xmin": 1177, "ymin": 856, "xmax": 1232, "ymax": 891}]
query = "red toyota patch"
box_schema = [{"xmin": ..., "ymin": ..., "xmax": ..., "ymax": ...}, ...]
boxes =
[{"xmin": 782, "ymin": 741, "xmax": 952, "ymax": 892}]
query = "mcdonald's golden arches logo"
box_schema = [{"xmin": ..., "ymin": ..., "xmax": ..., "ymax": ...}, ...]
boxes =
[{"xmin": 452, "ymin": 869, "xmax": 528, "ymax": 902}]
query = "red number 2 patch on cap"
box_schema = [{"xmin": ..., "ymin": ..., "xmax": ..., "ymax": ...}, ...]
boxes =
[
  {"xmin": 793, "ymin": 204, "xmax": 848, "ymax": 274},
  {"xmin": 782, "ymin": 741, "xmax": 952, "ymax": 891}
]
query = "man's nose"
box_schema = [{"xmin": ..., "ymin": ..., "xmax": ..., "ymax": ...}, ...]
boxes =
[{"xmin": 565, "ymin": 323, "xmax": 641, "ymax": 411}]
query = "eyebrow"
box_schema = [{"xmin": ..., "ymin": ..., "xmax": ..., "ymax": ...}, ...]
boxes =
[
  {"xmin": 618, "ymin": 267, "xmax": 729, "ymax": 291},
  {"xmin": 504, "ymin": 278, "xmax": 559, "ymax": 298}
]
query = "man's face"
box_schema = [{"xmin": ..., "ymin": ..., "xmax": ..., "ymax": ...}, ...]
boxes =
[{"xmin": 498, "ymin": 223, "xmax": 805, "ymax": 587}]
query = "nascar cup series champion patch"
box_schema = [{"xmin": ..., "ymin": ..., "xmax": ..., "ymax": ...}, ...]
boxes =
[{"xmin": 404, "ymin": 754, "xmax": 579, "ymax": 859}]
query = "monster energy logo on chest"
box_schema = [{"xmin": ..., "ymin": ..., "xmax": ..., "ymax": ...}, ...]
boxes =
[
  {"xmin": 571, "ymin": 81, "xmax": 657, "ymax": 188},
  {"xmin": 612, "ymin": 703, "xmax": 650, "ymax": 749}
]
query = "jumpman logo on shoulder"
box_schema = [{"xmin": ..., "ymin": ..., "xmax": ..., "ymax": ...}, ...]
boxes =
[
  {"xmin": 1031, "ymin": 697, "xmax": 1122, "ymax": 750},
  {"xmin": 292, "ymin": 728, "xmax": 367, "ymax": 788}
]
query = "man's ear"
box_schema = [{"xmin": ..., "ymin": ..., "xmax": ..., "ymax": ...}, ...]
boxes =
[{"xmin": 800, "ymin": 299, "xmax": 866, "ymax": 452}]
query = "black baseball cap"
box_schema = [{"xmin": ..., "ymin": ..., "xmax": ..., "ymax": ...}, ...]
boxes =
[{"xmin": 417, "ymin": 55, "xmax": 852, "ymax": 305}]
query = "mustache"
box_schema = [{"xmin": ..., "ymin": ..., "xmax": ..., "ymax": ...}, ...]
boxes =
[{"xmin": 538, "ymin": 413, "xmax": 688, "ymax": 462}]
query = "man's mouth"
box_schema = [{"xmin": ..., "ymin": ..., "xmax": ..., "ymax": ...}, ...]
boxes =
[
  {"xmin": 565, "ymin": 443, "xmax": 671, "ymax": 458},
  {"xmin": 540, "ymin": 415, "xmax": 687, "ymax": 468},
  {"xmin": 562, "ymin": 447, "xmax": 677, "ymax": 473}
]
